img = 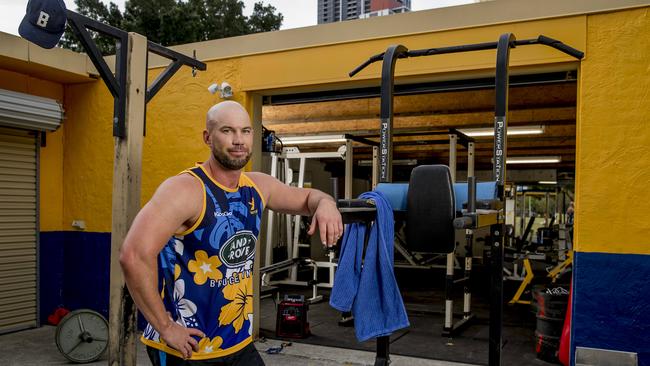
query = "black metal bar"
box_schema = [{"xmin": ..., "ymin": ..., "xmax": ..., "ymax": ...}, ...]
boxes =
[
  {"xmin": 146, "ymin": 60, "xmax": 182, "ymax": 103},
  {"xmin": 468, "ymin": 176, "xmax": 477, "ymax": 213},
  {"xmin": 537, "ymin": 35, "xmax": 584, "ymax": 59},
  {"xmin": 344, "ymin": 134, "xmax": 380, "ymax": 147},
  {"xmin": 375, "ymin": 336, "xmax": 390, "ymax": 366},
  {"xmin": 357, "ymin": 129, "xmax": 450, "ymax": 138},
  {"xmin": 66, "ymin": 10, "xmax": 207, "ymax": 137},
  {"xmin": 393, "ymin": 139, "xmax": 450, "ymax": 146},
  {"xmin": 408, "ymin": 40, "xmax": 505, "ymax": 57},
  {"xmin": 493, "ymin": 33, "xmax": 514, "ymax": 184},
  {"xmin": 489, "ymin": 223, "xmax": 505, "ymax": 366},
  {"xmin": 379, "ymin": 45, "xmax": 408, "ymax": 183},
  {"xmin": 72, "ymin": 10, "xmax": 129, "ymax": 37},
  {"xmin": 348, "ymin": 35, "xmax": 583, "ymax": 78},
  {"xmin": 449, "ymin": 128, "xmax": 475, "ymax": 147},
  {"xmin": 146, "ymin": 42, "xmax": 206, "ymax": 103},
  {"xmin": 148, "ymin": 41, "xmax": 206, "ymax": 70},
  {"xmin": 144, "ymin": 52, "xmax": 149, "ymax": 136},
  {"xmin": 66, "ymin": 10, "xmax": 128, "ymax": 137},
  {"xmin": 489, "ymin": 32, "xmax": 514, "ymax": 366},
  {"xmin": 65, "ymin": 11, "xmax": 120, "ymax": 97},
  {"xmin": 349, "ymin": 53, "xmax": 384, "ymax": 77},
  {"xmin": 443, "ymin": 257, "xmax": 454, "ymax": 335},
  {"xmin": 113, "ymin": 34, "xmax": 128, "ymax": 137},
  {"xmin": 463, "ymin": 235, "xmax": 473, "ymax": 319}
]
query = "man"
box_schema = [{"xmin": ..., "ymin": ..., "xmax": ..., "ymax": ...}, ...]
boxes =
[{"xmin": 120, "ymin": 101, "xmax": 343, "ymax": 365}]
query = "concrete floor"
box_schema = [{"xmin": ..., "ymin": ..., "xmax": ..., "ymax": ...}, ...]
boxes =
[{"xmin": 0, "ymin": 325, "xmax": 477, "ymax": 366}]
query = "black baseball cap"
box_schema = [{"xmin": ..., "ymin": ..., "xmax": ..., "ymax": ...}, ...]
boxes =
[{"xmin": 19, "ymin": 0, "xmax": 68, "ymax": 49}]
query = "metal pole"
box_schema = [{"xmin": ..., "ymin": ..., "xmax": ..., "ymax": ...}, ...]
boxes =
[
  {"xmin": 372, "ymin": 146, "xmax": 379, "ymax": 190},
  {"xmin": 444, "ymin": 132, "xmax": 458, "ymax": 335},
  {"xmin": 467, "ymin": 142, "xmax": 475, "ymax": 179},
  {"xmin": 291, "ymin": 158, "xmax": 306, "ymax": 272},
  {"xmin": 545, "ymin": 191, "xmax": 550, "ymax": 226},
  {"xmin": 345, "ymin": 139, "xmax": 353, "ymax": 199},
  {"xmin": 284, "ymin": 160, "xmax": 293, "ymax": 274},
  {"xmin": 449, "ymin": 133, "xmax": 457, "ymax": 182},
  {"xmin": 489, "ymin": 32, "xmax": 515, "ymax": 366},
  {"xmin": 265, "ymin": 153, "xmax": 278, "ymax": 267},
  {"xmin": 379, "ymin": 45, "xmax": 408, "ymax": 183}
]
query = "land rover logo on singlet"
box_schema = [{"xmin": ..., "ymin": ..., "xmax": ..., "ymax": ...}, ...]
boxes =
[{"xmin": 219, "ymin": 231, "xmax": 257, "ymax": 267}]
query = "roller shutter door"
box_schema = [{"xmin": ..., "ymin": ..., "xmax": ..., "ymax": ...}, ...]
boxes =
[
  {"xmin": 0, "ymin": 88, "xmax": 63, "ymax": 132},
  {"xmin": 0, "ymin": 127, "xmax": 38, "ymax": 333}
]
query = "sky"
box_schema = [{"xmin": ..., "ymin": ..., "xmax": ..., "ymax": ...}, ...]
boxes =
[{"xmin": 0, "ymin": 0, "xmax": 474, "ymax": 36}]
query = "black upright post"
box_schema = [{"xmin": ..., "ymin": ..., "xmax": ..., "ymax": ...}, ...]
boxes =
[
  {"xmin": 489, "ymin": 33, "xmax": 515, "ymax": 366},
  {"xmin": 375, "ymin": 336, "xmax": 390, "ymax": 366},
  {"xmin": 378, "ymin": 45, "xmax": 408, "ymax": 183},
  {"xmin": 374, "ymin": 43, "xmax": 407, "ymax": 366}
]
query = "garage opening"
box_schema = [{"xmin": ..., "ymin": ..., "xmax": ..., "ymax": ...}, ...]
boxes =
[{"xmin": 258, "ymin": 70, "xmax": 576, "ymax": 365}]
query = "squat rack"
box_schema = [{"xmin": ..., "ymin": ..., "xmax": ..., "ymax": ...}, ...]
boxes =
[{"xmin": 348, "ymin": 33, "xmax": 583, "ymax": 366}]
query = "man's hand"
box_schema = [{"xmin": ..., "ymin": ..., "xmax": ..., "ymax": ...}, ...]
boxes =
[
  {"xmin": 308, "ymin": 199, "xmax": 343, "ymax": 247},
  {"xmin": 159, "ymin": 319, "xmax": 206, "ymax": 359}
]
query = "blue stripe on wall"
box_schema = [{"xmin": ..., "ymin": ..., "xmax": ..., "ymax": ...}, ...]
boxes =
[
  {"xmin": 40, "ymin": 231, "xmax": 111, "ymax": 321},
  {"xmin": 572, "ymin": 251, "xmax": 650, "ymax": 366},
  {"xmin": 39, "ymin": 231, "xmax": 65, "ymax": 322},
  {"xmin": 40, "ymin": 231, "xmax": 148, "ymax": 330}
]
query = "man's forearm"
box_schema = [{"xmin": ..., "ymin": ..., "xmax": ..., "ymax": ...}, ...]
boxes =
[
  {"xmin": 306, "ymin": 188, "xmax": 336, "ymax": 215},
  {"xmin": 121, "ymin": 256, "xmax": 174, "ymax": 335}
]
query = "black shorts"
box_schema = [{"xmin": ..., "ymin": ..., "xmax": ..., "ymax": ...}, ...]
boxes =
[{"xmin": 146, "ymin": 342, "xmax": 265, "ymax": 366}]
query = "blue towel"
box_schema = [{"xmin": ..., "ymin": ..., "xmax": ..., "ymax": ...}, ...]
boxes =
[{"xmin": 330, "ymin": 191, "xmax": 410, "ymax": 342}]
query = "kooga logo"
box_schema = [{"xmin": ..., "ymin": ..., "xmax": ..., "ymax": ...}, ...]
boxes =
[{"xmin": 219, "ymin": 231, "xmax": 256, "ymax": 267}]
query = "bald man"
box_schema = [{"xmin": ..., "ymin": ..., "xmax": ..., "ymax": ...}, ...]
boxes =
[{"xmin": 120, "ymin": 101, "xmax": 343, "ymax": 365}]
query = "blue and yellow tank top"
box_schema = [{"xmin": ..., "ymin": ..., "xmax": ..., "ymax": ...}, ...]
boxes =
[{"xmin": 141, "ymin": 165, "xmax": 265, "ymax": 360}]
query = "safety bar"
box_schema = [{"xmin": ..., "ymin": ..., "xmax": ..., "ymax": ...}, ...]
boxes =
[
  {"xmin": 349, "ymin": 35, "xmax": 583, "ymax": 77},
  {"xmin": 337, "ymin": 199, "xmax": 377, "ymax": 224}
]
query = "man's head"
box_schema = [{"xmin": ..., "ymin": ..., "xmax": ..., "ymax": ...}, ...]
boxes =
[{"xmin": 204, "ymin": 101, "xmax": 253, "ymax": 171}]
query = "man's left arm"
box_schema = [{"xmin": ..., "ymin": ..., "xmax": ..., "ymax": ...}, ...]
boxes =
[{"xmin": 247, "ymin": 172, "xmax": 343, "ymax": 246}]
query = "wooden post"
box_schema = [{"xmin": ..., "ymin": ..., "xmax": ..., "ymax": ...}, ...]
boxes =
[{"xmin": 108, "ymin": 32, "xmax": 147, "ymax": 366}]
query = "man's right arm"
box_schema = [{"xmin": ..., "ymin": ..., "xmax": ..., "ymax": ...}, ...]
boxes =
[{"xmin": 119, "ymin": 174, "xmax": 205, "ymax": 358}]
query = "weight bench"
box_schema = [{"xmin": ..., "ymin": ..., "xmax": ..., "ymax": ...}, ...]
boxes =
[{"xmin": 375, "ymin": 165, "xmax": 499, "ymax": 336}]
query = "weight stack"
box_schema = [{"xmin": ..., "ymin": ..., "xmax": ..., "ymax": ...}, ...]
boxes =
[{"xmin": 533, "ymin": 285, "xmax": 569, "ymax": 363}]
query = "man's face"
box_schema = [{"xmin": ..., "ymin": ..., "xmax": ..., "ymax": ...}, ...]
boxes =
[{"xmin": 205, "ymin": 110, "xmax": 253, "ymax": 171}]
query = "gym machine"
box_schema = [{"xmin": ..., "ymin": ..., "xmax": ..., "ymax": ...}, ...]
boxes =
[
  {"xmin": 261, "ymin": 136, "xmax": 378, "ymax": 301},
  {"xmin": 348, "ymin": 33, "xmax": 583, "ymax": 366}
]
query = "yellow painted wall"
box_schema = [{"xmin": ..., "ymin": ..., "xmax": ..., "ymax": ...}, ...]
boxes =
[
  {"xmin": 0, "ymin": 69, "xmax": 65, "ymax": 231},
  {"xmin": 574, "ymin": 7, "xmax": 650, "ymax": 254},
  {"xmin": 62, "ymin": 81, "xmax": 114, "ymax": 233}
]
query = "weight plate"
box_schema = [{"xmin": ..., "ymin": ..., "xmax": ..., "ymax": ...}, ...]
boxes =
[{"xmin": 55, "ymin": 309, "xmax": 108, "ymax": 363}]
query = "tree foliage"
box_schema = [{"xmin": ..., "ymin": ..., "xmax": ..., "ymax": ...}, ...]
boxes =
[{"xmin": 60, "ymin": 0, "xmax": 283, "ymax": 55}]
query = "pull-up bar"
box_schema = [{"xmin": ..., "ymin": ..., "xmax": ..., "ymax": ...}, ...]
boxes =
[
  {"xmin": 349, "ymin": 35, "xmax": 584, "ymax": 77},
  {"xmin": 66, "ymin": 10, "xmax": 206, "ymax": 137}
]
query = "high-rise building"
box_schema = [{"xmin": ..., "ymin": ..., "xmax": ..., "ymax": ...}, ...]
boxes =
[{"xmin": 317, "ymin": 0, "xmax": 411, "ymax": 24}]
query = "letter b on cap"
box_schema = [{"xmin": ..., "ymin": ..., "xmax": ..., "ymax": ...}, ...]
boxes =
[{"xmin": 37, "ymin": 11, "xmax": 49, "ymax": 27}]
